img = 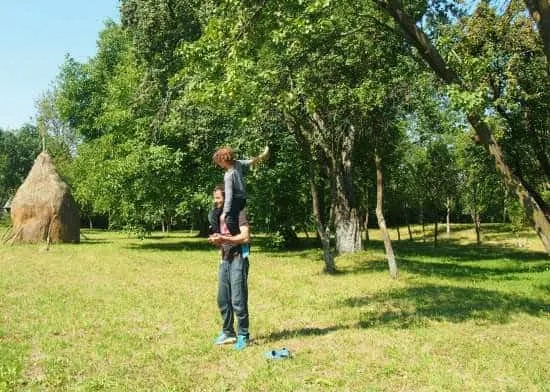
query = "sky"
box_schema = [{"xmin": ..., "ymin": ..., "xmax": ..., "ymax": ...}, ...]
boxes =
[{"xmin": 0, "ymin": 1, "xmax": 120, "ymax": 130}]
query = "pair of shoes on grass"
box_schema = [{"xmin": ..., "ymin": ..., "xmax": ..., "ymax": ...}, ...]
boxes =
[{"xmin": 214, "ymin": 333, "xmax": 249, "ymax": 350}]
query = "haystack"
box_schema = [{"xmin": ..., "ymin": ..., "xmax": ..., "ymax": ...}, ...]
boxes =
[{"xmin": 5, "ymin": 152, "xmax": 80, "ymax": 244}]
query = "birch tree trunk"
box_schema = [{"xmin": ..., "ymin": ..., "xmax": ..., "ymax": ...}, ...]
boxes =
[
  {"xmin": 364, "ymin": 213, "xmax": 370, "ymax": 242},
  {"xmin": 446, "ymin": 197, "xmax": 451, "ymax": 238},
  {"xmin": 375, "ymin": 152, "xmax": 399, "ymax": 279}
]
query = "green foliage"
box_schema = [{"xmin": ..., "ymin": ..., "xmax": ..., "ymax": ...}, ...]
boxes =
[
  {"xmin": 439, "ymin": 0, "xmax": 549, "ymax": 201},
  {"xmin": 38, "ymin": 0, "xmax": 549, "ymax": 245},
  {"xmin": 69, "ymin": 136, "xmax": 186, "ymax": 230},
  {"xmin": 0, "ymin": 125, "xmax": 42, "ymax": 205},
  {"xmin": 455, "ymin": 132, "xmax": 505, "ymax": 222}
]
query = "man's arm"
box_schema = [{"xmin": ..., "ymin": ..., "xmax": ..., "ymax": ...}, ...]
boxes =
[{"xmin": 209, "ymin": 224, "xmax": 250, "ymax": 246}]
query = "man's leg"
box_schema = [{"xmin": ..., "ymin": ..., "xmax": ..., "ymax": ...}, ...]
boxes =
[
  {"xmin": 230, "ymin": 255, "xmax": 249, "ymax": 340},
  {"xmin": 215, "ymin": 260, "xmax": 236, "ymax": 343}
]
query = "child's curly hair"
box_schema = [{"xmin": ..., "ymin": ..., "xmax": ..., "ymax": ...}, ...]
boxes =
[{"xmin": 212, "ymin": 147, "xmax": 235, "ymax": 166}]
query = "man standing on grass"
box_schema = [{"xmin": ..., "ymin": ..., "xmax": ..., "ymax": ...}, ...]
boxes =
[{"xmin": 208, "ymin": 184, "xmax": 251, "ymax": 350}]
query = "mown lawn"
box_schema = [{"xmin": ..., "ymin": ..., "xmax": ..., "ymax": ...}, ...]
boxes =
[{"xmin": 0, "ymin": 225, "xmax": 549, "ymax": 391}]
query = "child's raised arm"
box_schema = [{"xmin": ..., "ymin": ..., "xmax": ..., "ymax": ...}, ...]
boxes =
[{"xmin": 250, "ymin": 146, "xmax": 270, "ymax": 167}]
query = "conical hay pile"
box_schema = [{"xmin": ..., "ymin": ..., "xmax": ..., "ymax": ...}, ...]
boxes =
[{"xmin": 6, "ymin": 152, "xmax": 80, "ymax": 244}]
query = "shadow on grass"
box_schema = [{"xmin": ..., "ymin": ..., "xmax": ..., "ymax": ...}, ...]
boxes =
[
  {"xmin": 342, "ymin": 257, "xmax": 550, "ymax": 280},
  {"xmin": 392, "ymin": 239, "xmax": 547, "ymax": 262},
  {"xmin": 252, "ymin": 236, "xmax": 322, "ymax": 254},
  {"xmin": 126, "ymin": 240, "xmax": 214, "ymax": 252},
  {"xmin": 80, "ymin": 239, "xmax": 113, "ymax": 245},
  {"xmin": 344, "ymin": 284, "xmax": 550, "ymax": 328},
  {"xmin": 257, "ymin": 325, "xmax": 348, "ymax": 343}
]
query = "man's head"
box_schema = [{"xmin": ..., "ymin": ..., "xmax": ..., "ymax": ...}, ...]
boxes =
[
  {"xmin": 213, "ymin": 184, "xmax": 225, "ymax": 208},
  {"xmin": 213, "ymin": 147, "xmax": 235, "ymax": 169}
]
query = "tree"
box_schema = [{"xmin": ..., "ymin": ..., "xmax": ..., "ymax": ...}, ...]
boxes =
[
  {"xmin": 0, "ymin": 125, "xmax": 42, "ymax": 206},
  {"xmin": 457, "ymin": 133, "xmax": 505, "ymax": 245},
  {"xmin": 374, "ymin": 0, "xmax": 550, "ymax": 254}
]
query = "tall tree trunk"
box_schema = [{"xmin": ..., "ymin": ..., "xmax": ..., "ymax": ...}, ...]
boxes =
[
  {"xmin": 375, "ymin": 152, "xmax": 399, "ymax": 279},
  {"xmin": 333, "ymin": 128, "xmax": 361, "ymax": 254},
  {"xmin": 503, "ymin": 188, "xmax": 508, "ymax": 223},
  {"xmin": 308, "ymin": 113, "xmax": 361, "ymax": 254},
  {"xmin": 405, "ymin": 204, "xmax": 413, "ymax": 240},
  {"xmin": 446, "ymin": 197, "xmax": 451, "ymax": 238},
  {"xmin": 288, "ymin": 114, "xmax": 336, "ymax": 271},
  {"xmin": 88, "ymin": 218, "xmax": 93, "ymax": 230},
  {"xmin": 364, "ymin": 212, "xmax": 370, "ymax": 243},
  {"xmin": 302, "ymin": 225, "xmax": 310, "ymax": 239},
  {"xmin": 473, "ymin": 212, "xmax": 482, "ymax": 245},
  {"xmin": 396, "ymin": 226, "xmax": 401, "ymax": 241},
  {"xmin": 378, "ymin": 0, "xmax": 550, "ymax": 255},
  {"xmin": 361, "ymin": 189, "xmax": 370, "ymax": 246},
  {"xmin": 420, "ymin": 205, "xmax": 426, "ymax": 243},
  {"xmin": 334, "ymin": 201, "xmax": 361, "ymax": 253},
  {"xmin": 311, "ymin": 177, "xmax": 336, "ymax": 273},
  {"xmin": 524, "ymin": 0, "xmax": 550, "ymax": 74},
  {"xmin": 434, "ymin": 220, "xmax": 438, "ymax": 247}
]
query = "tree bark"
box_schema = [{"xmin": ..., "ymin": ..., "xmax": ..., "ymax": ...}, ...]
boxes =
[
  {"xmin": 503, "ymin": 188, "xmax": 508, "ymax": 223},
  {"xmin": 334, "ymin": 200, "xmax": 361, "ymax": 253},
  {"xmin": 311, "ymin": 177, "xmax": 336, "ymax": 273},
  {"xmin": 378, "ymin": 0, "xmax": 550, "ymax": 254},
  {"xmin": 375, "ymin": 152, "xmax": 399, "ymax": 279},
  {"xmin": 405, "ymin": 204, "xmax": 413, "ymax": 240},
  {"xmin": 287, "ymin": 113, "xmax": 337, "ymax": 271},
  {"xmin": 396, "ymin": 226, "xmax": 401, "ymax": 241},
  {"xmin": 446, "ymin": 197, "xmax": 451, "ymax": 238},
  {"xmin": 308, "ymin": 112, "xmax": 361, "ymax": 253},
  {"xmin": 420, "ymin": 205, "xmax": 426, "ymax": 243},
  {"xmin": 524, "ymin": 0, "xmax": 550, "ymax": 74},
  {"xmin": 473, "ymin": 212, "xmax": 481, "ymax": 245},
  {"xmin": 434, "ymin": 220, "xmax": 438, "ymax": 247},
  {"xmin": 364, "ymin": 212, "xmax": 370, "ymax": 242},
  {"xmin": 332, "ymin": 126, "xmax": 362, "ymax": 254}
]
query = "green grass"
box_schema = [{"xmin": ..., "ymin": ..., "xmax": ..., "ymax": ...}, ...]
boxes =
[{"xmin": 0, "ymin": 226, "xmax": 549, "ymax": 391}]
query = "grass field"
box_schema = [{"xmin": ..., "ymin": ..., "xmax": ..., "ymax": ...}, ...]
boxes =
[{"xmin": 0, "ymin": 224, "xmax": 549, "ymax": 391}]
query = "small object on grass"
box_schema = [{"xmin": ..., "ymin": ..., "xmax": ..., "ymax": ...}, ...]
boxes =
[{"xmin": 264, "ymin": 347, "xmax": 291, "ymax": 360}]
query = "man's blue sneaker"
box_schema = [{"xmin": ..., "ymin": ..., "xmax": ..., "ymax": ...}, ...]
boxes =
[
  {"xmin": 234, "ymin": 335, "xmax": 249, "ymax": 350},
  {"xmin": 214, "ymin": 332, "xmax": 236, "ymax": 345}
]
